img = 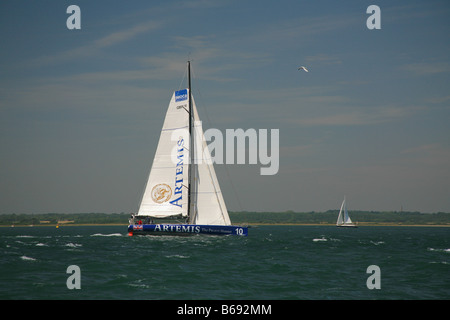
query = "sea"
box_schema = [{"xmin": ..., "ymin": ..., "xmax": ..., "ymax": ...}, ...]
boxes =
[{"xmin": 0, "ymin": 225, "xmax": 448, "ymax": 301}]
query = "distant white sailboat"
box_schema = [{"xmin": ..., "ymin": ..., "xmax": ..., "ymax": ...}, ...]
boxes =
[{"xmin": 336, "ymin": 197, "xmax": 357, "ymax": 228}]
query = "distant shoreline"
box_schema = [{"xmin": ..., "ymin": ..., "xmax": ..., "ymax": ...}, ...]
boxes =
[
  {"xmin": 252, "ymin": 223, "xmax": 450, "ymax": 227},
  {"xmin": 2, "ymin": 223, "xmax": 449, "ymax": 227},
  {"xmin": 2, "ymin": 212, "xmax": 449, "ymax": 227}
]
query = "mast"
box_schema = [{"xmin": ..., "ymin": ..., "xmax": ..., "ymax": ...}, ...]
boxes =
[{"xmin": 187, "ymin": 61, "xmax": 193, "ymax": 221}]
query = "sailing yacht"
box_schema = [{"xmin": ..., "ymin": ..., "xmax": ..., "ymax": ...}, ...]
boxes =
[
  {"xmin": 336, "ymin": 197, "xmax": 357, "ymax": 228},
  {"xmin": 127, "ymin": 62, "xmax": 248, "ymax": 236}
]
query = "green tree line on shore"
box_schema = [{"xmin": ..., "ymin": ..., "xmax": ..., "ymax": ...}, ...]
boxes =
[
  {"xmin": 230, "ymin": 210, "xmax": 450, "ymax": 225},
  {"xmin": 1, "ymin": 211, "xmax": 449, "ymax": 226}
]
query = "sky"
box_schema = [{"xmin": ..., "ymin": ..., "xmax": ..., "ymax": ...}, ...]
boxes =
[{"xmin": 1, "ymin": 0, "xmax": 449, "ymax": 214}]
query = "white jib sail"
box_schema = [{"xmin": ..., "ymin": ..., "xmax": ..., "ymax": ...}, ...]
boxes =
[
  {"xmin": 343, "ymin": 205, "xmax": 353, "ymax": 224},
  {"xmin": 189, "ymin": 99, "xmax": 231, "ymax": 226},
  {"xmin": 137, "ymin": 89, "xmax": 190, "ymax": 218}
]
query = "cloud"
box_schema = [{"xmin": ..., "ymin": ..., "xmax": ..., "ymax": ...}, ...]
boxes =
[
  {"xmin": 400, "ymin": 143, "xmax": 450, "ymax": 166},
  {"xmin": 137, "ymin": 34, "xmax": 271, "ymax": 83},
  {"xmin": 28, "ymin": 20, "xmax": 163, "ymax": 67},
  {"xmin": 305, "ymin": 53, "xmax": 342, "ymax": 66},
  {"xmin": 426, "ymin": 95, "xmax": 450, "ymax": 104},
  {"xmin": 288, "ymin": 105, "xmax": 423, "ymax": 127},
  {"xmin": 401, "ymin": 62, "xmax": 450, "ymax": 75},
  {"xmin": 94, "ymin": 21, "xmax": 161, "ymax": 49}
]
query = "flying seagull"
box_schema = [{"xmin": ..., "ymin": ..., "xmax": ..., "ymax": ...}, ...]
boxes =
[{"xmin": 298, "ymin": 66, "xmax": 309, "ymax": 72}]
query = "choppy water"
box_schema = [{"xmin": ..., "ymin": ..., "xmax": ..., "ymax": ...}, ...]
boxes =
[{"xmin": 0, "ymin": 225, "xmax": 448, "ymax": 299}]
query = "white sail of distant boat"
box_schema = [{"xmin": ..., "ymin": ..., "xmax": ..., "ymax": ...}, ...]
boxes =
[
  {"xmin": 336, "ymin": 197, "xmax": 357, "ymax": 228},
  {"xmin": 127, "ymin": 61, "xmax": 247, "ymax": 236}
]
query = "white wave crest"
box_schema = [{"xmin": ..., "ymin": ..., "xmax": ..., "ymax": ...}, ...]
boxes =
[
  {"xmin": 65, "ymin": 243, "xmax": 82, "ymax": 248},
  {"xmin": 166, "ymin": 254, "xmax": 190, "ymax": 259},
  {"xmin": 20, "ymin": 255, "xmax": 36, "ymax": 261},
  {"xmin": 35, "ymin": 243, "xmax": 48, "ymax": 247}
]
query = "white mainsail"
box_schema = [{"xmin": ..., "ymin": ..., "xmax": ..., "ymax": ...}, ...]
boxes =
[
  {"xmin": 137, "ymin": 89, "xmax": 190, "ymax": 218},
  {"xmin": 137, "ymin": 88, "xmax": 231, "ymax": 226}
]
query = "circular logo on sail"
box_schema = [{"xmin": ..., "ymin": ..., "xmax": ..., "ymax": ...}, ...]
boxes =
[{"xmin": 151, "ymin": 184, "xmax": 172, "ymax": 203}]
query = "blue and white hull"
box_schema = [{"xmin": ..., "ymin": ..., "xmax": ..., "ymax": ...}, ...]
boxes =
[{"xmin": 128, "ymin": 224, "xmax": 248, "ymax": 236}]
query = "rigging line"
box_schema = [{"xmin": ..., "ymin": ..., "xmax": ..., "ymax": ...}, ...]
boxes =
[
  {"xmin": 191, "ymin": 67, "xmax": 212, "ymax": 128},
  {"xmin": 178, "ymin": 66, "xmax": 187, "ymax": 91},
  {"xmin": 190, "ymin": 67, "xmax": 245, "ymax": 213},
  {"xmin": 222, "ymin": 163, "xmax": 245, "ymax": 212}
]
